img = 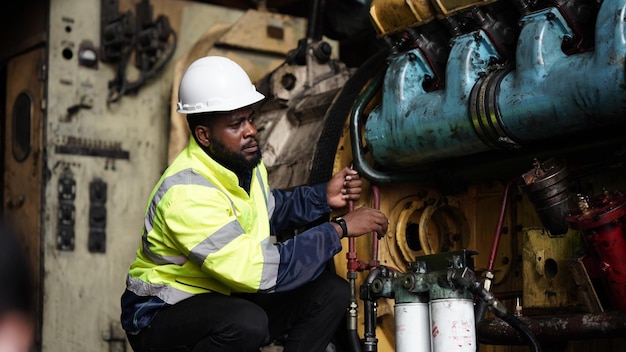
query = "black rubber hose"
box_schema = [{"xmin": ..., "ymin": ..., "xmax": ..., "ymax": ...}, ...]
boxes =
[
  {"xmin": 347, "ymin": 329, "xmax": 362, "ymax": 352},
  {"xmin": 470, "ymin": 282, "xmax": 542, "ymax": 352},
  {"xmin": 475, "ymin": 300, "xmax": 489, "ymax": 322},
  {"xmin": 499, "ymin": 313, "xmax": 542, "ymax": 352},
  {"xmin": 451, "ymin": 272, "xmax": 541, "ymax": 352},
  {"xmin": 308, "ymin": 48, "xmax": 389, "ymax": 185}
]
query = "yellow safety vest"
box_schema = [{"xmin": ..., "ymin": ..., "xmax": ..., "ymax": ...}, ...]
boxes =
[{"xmin": 126, "ymin": 137, "xmax": 278, "ymax": 305}]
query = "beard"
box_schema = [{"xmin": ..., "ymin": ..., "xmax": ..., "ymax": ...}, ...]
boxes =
[{"xmin": 205, "ymin": 135, "xmax": 262, "ymax": 174}]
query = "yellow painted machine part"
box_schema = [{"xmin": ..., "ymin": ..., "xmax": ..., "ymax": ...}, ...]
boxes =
[
  {"xmin": 430, "ymin": 0, "xmax": 498, "ymax": 17},
  {"xmin": 329, "ymin": 79, "xmax": 518, "ymax": 351},
  {"xmin": 522, "ymin": 227, "xmax": 588, "ymax": 310},
  {"xmin": 369, "ymin": 0, "xmax": 436, "ymax": 37},
  {"xmin": 368, "ymin": 0, "xmax": 501, "ymax": 37}
]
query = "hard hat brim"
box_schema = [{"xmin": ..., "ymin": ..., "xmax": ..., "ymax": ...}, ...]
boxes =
[{"xmin": 177, "ymin": 90, "xmax": 265, "ymax": 115}]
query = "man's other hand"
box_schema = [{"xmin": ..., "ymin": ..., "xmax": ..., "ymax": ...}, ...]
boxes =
[{"xmin": 327, "ymin": 167, "xmax": 362, "ymax": 209}]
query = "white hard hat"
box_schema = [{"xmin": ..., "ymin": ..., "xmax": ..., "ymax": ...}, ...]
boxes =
[{"xmin": 177, "ymin": 56, "xmax": 265, "ymax": 114}]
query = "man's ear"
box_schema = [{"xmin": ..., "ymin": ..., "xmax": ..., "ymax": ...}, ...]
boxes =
[{"xmin": 194, "ymin": 125, "xmax": 211, "ymax": 147}]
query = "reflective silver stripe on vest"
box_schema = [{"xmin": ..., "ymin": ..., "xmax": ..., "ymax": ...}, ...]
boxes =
[
  {"xmin": 267, "ymin": 191, "xmax": 275, "ymax": 219},
  {"xmin": 141, "ymin": 168, "xmax": 237, "ymax": 266},
  {"xmin": 189, "ymin": 220, "xmax": 245, "ymax": 267},
  {"xmin": 256, "ymin": 168, "xmax": 267, "ymax": 205},
  {"xmin": 259, "ymin": 236, "xmax": 280, "ymax": 291},
  {"xmin": 254, "ymin": 168, "xmax": 278, "ymax": 290},
  {"xmin": 256, "ymin": 168, "xmax": 275, "ymax": 219},
  {"xmin": 126, "ymin": 274, "xmax": 193, "ymax": 305},
  {"xmin": 186, "ymin": 169, "xmax": 278, "ymax": 286}
]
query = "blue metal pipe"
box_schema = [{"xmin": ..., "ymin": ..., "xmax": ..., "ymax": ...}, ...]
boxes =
[
  {"xmin": 365, "ymin": 30, "xmax": 500, "ymax": 167},
  {"xmin": 500, "ymin": 5, "xmax": 626, "ymax": 141},
  {"xmin": 364, "ymin": 0, "xmax": 626, "ymax": 169}
]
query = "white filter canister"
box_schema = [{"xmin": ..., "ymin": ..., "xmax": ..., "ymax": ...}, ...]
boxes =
[
  {"xmin": 430, "ymin": 298, "xmax": 476, "ymax": 352},
  {"xmin": 395, "ymin": 302, "xmax": 431, "ymax": 352}
]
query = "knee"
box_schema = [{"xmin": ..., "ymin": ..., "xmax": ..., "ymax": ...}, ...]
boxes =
[
  {"xmin": 230, "ymin": 316, "xmax": 269, "ymax": 346},
  {"xmin": 228, "ymin": 309, "xmax": 269, "ymax": 346},
  {"xmin": 314, "ymin": 273, "xmax": 351, "ymax": 310},
  {"xmin": 202, "ymin": 307, "xmax": 269, "ymax": 350}
]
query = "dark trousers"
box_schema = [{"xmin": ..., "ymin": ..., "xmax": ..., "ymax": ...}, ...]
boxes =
[{"xmin": 126, "ymin": 271, "xmax": 350, "ymax": 352}]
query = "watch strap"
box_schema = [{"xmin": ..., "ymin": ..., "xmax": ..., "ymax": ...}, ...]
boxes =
[{"xmin": 330, "ymin": 216, "xmax": 347, "ymax": 238}]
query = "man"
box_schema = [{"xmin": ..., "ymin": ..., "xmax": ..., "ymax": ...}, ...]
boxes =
[{"xmin": 121, "ymin": 56, "xmax": 389, "ymax": 352}]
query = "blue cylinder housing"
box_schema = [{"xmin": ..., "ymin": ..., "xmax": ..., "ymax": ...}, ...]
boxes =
[{"xmin": 364, "ymin": 1, "xmax": 626, "ymax": 169}]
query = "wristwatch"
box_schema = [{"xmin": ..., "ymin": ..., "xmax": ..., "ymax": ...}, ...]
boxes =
[{"xmin": 330, "ymin": 216, "xmax": 348, "ymax": 238}]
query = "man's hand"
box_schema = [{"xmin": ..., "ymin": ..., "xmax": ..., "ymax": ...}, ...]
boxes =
[
  {"xmin": 327, "ymin": 167, "xmax": 362, "ymax": 209},
  {"xmin": 330, "ymin": 207, "xmax": 389, "ymax": 238}
]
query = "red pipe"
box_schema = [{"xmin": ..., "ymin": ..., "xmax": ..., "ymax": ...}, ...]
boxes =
[
  {"xmin": 347, "ymin": 197, "xmax": 359, "ymax": 273},
  {"xmin": 346, "ymin": 181, "xmax": 380, "ymax": 273},
  {"xmin": 369, "ymin": 185, "xmax": 381, "ymax": 268},
  {"xmin": 346, "ymin": 164, "xmax": 368, "ymax": 273},
  {"xmin": 487, "ymin": 177, "xmax": 519, "ymax": 272}
]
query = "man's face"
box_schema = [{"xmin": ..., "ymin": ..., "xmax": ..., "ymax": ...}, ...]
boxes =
[{"xmin": 200, "ymin": 107, "xmax": 262, "ymax": 173}]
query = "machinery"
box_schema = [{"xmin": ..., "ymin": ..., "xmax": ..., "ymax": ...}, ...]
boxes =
[
  {"xmin": 257, "ymin": 0, "xmax": 626, "ymax": 350},
  {"xmin": 2, "ymin": 0, "xmax": 626, "ymax": 351}
]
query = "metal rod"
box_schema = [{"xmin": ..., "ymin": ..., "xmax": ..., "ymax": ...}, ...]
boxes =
[{"xmin": 477, "ymin": 311, "xmax": 626, "ymax": 345}]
